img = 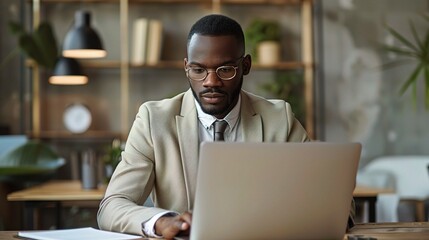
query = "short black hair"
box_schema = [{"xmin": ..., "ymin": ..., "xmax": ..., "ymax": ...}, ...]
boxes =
[{"xmin": 187, "ymin": 14, "xmax": 245, "ymax": 51}]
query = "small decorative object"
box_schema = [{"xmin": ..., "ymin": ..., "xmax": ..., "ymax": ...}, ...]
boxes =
[
  {"xmin": 63, "ymin": 103, "xmax": 92, "ymax": 134},
  {"xmin": 81, "ymin": 149, "xmax": 97, "ymax": 189},
  {"xmin": 103, "ymin": 139, "xmax": 123, "ymax": 182},
  {"xmin": 257, "ymin": 41, "xmax": 281, "ymax": 65},
  {"xmin": 245, "ymin": 19, "xmax": 281, "ymax": 65},
  {"xmin": 384, "ymin": 14, "xmax": 429, "ymax": 108}
]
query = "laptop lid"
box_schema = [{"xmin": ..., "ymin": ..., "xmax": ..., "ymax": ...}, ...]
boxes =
[{"xmin": 190, "ymin": 142, "xmax": 361, "ymax": 240}]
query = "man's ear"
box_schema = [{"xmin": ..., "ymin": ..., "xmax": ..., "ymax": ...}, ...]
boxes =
[
  {"xmin": 184, "ymin": 58, "xmax": 188, "ymax": 68},
  {"xmin": 242, "ymin": 55, "xmax": 252, "ymax": 75}
]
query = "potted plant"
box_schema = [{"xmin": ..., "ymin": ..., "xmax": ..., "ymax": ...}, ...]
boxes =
[
  {"xmin": 245, "ymin": 19, "xmax": 281, "ymax": 65},
  {"xmin": 384, "ymin": 14, "xmax": 429, "ymax": 108},
  {"xmin": 259, "ymin": 71, "xmax": 305, "ymax": 125},
  {"xmin": 103, "ymin": 138, "xmax": 123, "ymax": 183},
  {"xmin": 4, "ymin": 21, "xmax": 58, "ymax": 70}
]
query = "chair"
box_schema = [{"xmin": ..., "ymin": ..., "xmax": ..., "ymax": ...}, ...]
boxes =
[{"xmin": 357, "ymin": 156, "xmax": 429, "ymax": 222}]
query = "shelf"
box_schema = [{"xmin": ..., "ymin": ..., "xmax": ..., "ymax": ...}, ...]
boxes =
[
  {"xmin": 219, "ymin": 0, "xmax": 301, "ymax": 5},
  {"xmin": 28, "ymin": 130, "xmax": 121, "ymax": 141},
  {"xmin": 26, "ymin": 59, "xmax": 121, "ymax": 69},
  {"xmin": 37, "ymin": 0, "xmax": 211, "ymax": 3},
  {"xmin": 27, "ymin": 59, "xmax": 306, "ymax": 70},
  {"xmin": 130, "ymin": 61, "xmax": 306, "ymax": 70},
  {"xmin": 37, "ymin": 0, "xmax": 300, "ymax": 4}
]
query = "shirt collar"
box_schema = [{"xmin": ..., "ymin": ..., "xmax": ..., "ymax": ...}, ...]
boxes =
[{"xmin": 195, "ymin": 94, "xmax": 241, "ymax": 130}]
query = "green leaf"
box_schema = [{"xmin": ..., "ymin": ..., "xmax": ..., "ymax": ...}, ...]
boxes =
[
  {"xmin": 387, "ymin": 26, "xmax": 419, "ymax": 52},
  {"xmin": 384, "ymin": 45, "xmax": 416, "ymax": 57},
  {"xmin": 423, "ymin": 30, "xmax": 429, "ymax": 59},
  {"xmin": 6, "ymin": 21, "xmax": 58, "ymax": 70},
  {"xmin": 33, "ymin": 22, "xmax": 58, "ymax": 70},
  {"xmin": 8, "ymin": 21, "xmax": 25, "ymax": 35},
  {"xmin": 18, "ymin": 34, "xmax": 46, "ymax": 66},
  {"xmin": 412, "ymin": 80, "xmax": 417, "ymax": 110},
  {"xmin": 399, "ymin": 63, "xmax": 423, "ymax": 95},
  {"xmin": 380, "ymin": 59, "xmax": 413, "ymax": 70},
  {"xmin": 425, "ymin": 65, "xmax": 429, "ymax": 108},
  {"xmin": 409, "ymin": 20, "xmax": 424, "ymax": 50},
  {"xmin": 384, "ymin": 16, "xmax": 429, "ymax": 110},
  {"xmin": 0, "ymin": 48, "xmax": 20, "ymax": 70}
]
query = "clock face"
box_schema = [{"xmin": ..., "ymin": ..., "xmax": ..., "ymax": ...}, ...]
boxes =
[{"xmin": 63, "ymin": 104, "xmax": 92, "ymax": 133}]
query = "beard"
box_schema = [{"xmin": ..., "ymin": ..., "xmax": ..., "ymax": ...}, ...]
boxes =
[{"xmin": 191, "ymin": 77, "xmax": 243, "ymax": 117}]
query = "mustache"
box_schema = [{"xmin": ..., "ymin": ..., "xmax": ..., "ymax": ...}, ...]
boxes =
[{"xmin": 200, "ymin": 88, "xmax": 227, "ymax": 95}]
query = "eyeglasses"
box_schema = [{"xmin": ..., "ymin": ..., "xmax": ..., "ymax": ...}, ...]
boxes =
[{"xmin": 185, "ymin": 56, "xmax": 244, "ymax": 81}]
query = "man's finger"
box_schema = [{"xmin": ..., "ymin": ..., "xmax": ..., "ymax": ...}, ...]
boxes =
[
  {"xmin": 180, "ymin": 221, "xmax": 190, "ymax": 230},
  {"xmin": 180, "ymin": 212, "xmax": 192, "ymax": 225}
]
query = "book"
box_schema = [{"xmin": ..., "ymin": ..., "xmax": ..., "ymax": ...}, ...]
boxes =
[
  {"xmin": 146, "ymin": 19, "xmax": 163, "ymax": 65},
  {"xmin": 131, "ymin": 18, "xmax": 149, "ymax": 65},
  {"xmin": 18, "ymin": 227, "xmax": 142, "ymax": 240}
]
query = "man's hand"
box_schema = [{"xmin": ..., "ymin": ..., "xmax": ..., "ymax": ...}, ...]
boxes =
[{"xmin": 154, "ymin": 212, "xmax": 192, "ymax": 239}]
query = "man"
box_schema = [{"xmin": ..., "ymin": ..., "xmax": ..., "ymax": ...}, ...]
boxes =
[{"xmin": 97, "ymin": 14, "xmax": 309, "ymax": 238}]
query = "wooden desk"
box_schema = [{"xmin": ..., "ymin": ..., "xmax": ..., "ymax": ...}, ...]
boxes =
[
  {"xmin": 7, "ymin": 181, "xmax": 393, "ymax": 229},
  {"xmin": 353, "ymin": 185, "xmax": 394, "ymax": 223},
  {"xmin": 0, "ymin": 232, "xmax": 17, "ymax": 240},
  {"xmin": 345, "ymin": 222, "xmax": 429, "ymax": 240},
  {"xmin": 8, "ymin": 181, "xmax": 390, "ymax": 202},
  {"xmin": 7, "ymin": 180, "xmax": 105, "ymax": 201},
  {"xmin": 1, "ymin": 222, "xmax": 429, "ymax": 240},
  {"xmin": 7, "ymin": 180, "xmax": 105, "ymax": 230},
  {"xmin": 0, "ymin": 231, "xmax": 149, "ymax": 240}
]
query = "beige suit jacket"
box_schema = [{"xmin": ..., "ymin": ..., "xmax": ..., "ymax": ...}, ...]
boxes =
[{"xmin": 97, "ymin": 89, "xmax": 309, "ymax": 235}]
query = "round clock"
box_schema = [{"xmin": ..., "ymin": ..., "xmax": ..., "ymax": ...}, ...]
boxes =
[{"xmin": 63, "ymin": 103, "xmax": 92, "ymax": 134}]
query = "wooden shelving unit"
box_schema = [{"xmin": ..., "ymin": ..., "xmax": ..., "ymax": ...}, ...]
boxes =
[{"xmin": 29, "ymin": 0, "xmax": 315, "ymax": 140}]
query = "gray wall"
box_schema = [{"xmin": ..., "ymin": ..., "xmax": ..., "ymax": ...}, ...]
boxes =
[{"xmin": 320, "ymin": 0, "xmax": 429, "ymax": 166}]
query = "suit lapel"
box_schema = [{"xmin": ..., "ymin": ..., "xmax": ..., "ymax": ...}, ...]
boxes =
[
  {"xmin": 240, "ymin": 91, "xmax": 263, "ymax": 142},
  {"xmin": 176, "ymin": 89, "xmax": 199, "ymax": 210}
]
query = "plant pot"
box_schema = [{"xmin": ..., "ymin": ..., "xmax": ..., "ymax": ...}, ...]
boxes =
[{"xmin": 257, "ymin": 41, "xmax": 280, "ymax": 65}]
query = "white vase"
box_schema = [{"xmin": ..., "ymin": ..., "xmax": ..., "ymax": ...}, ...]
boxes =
[{"xmin": 257, "ymin": 41, "xmax": 280, "ymax": 65}]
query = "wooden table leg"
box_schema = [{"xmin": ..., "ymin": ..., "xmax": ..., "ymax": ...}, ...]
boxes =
[
  {"xmin": 367, "ymin": 197, "xmax": 376, "ymax": 222},
  {"xmin": 23, "ymin": 201, "xmax": 36, "ymax": 230},
  {"xmin": 55, "ymin": 201, "xmax": 62, "ymax": 228},
  {"xmin": 354, "ymin": 196, "xmax": 377, "ymax": 222}
]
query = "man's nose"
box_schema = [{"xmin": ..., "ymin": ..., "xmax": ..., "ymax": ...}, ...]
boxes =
[{"xmin": 203, "ymin": 70, "xmax": 223, "ymax": 87}]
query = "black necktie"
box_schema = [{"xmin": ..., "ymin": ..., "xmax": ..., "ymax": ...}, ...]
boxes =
[{"xmin": 213, "ymin": 120, "xmax": 228, "ymax": 141}]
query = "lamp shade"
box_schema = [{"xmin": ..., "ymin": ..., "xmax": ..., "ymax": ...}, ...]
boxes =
[
  {"xmin": 62, "ymin": 10, "xmax": 106, "ymax": 59},
  {"xmin": 49, "ymin": 57, "xmax": 88, "ymax": 85}
]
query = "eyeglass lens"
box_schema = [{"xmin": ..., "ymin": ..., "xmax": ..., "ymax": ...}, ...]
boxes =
[{"xmin": 187, "ymin": 66, "xmax": 236, "ymax": 81}]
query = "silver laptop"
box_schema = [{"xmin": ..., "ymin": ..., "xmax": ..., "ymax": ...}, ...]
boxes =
[{"xmin": 190, "ymin": 142, "xmax": 361, "ymax": 240}]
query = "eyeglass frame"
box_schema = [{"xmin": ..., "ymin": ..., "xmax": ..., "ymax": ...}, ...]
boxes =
[{"xmin": 184, "ymin": 55, "xmax": 245, "ymax": 81}]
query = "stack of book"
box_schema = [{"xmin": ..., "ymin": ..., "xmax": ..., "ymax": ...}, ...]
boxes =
[{"xmin": 131, "ymin": 18, "xmax": 163, "ymax": 65}]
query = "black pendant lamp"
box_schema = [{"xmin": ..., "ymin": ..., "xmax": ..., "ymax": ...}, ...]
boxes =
[
  {"xmin": 49, "ymin": 57, "xmax": 88, "ymax": 85},
  {"xmin": 62, "ymin": 10, "xmax": 106, "ymax": 59}
]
